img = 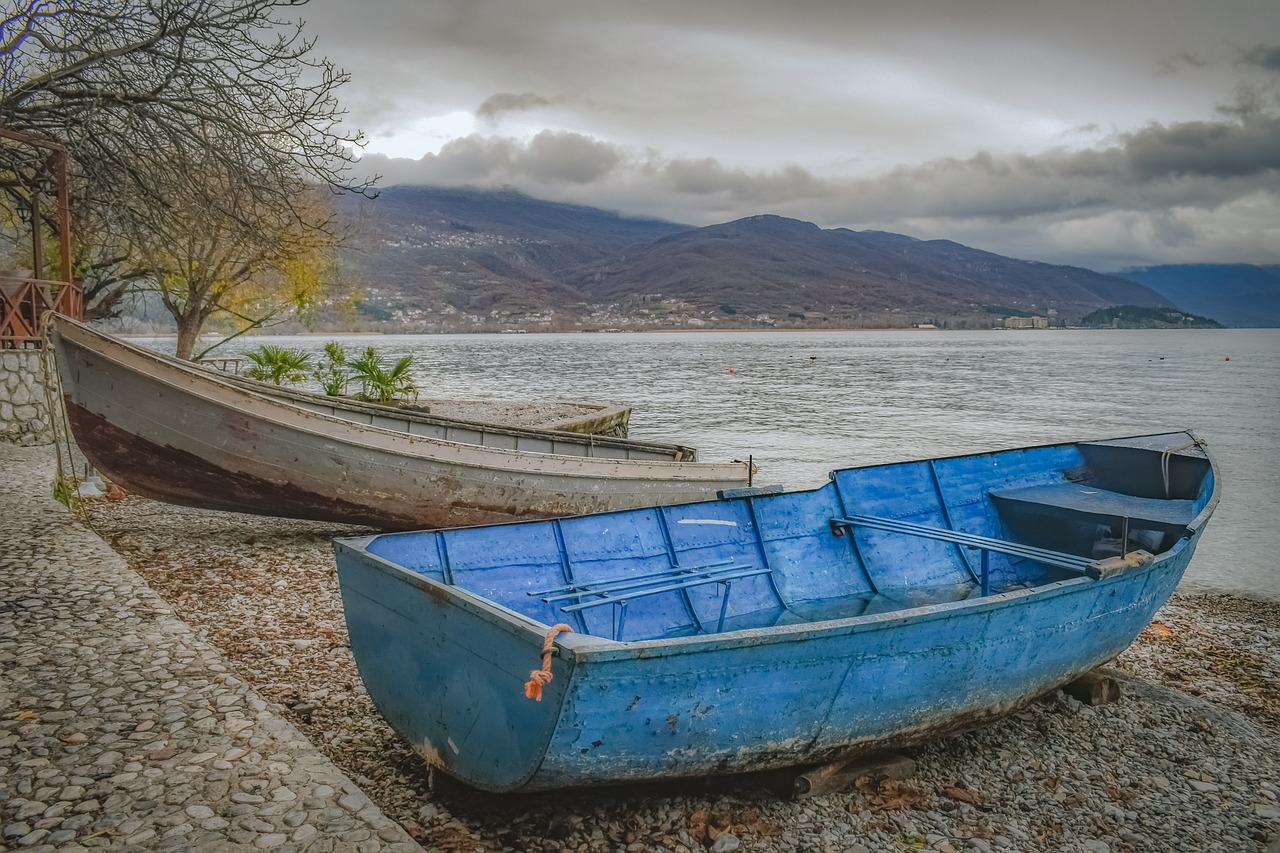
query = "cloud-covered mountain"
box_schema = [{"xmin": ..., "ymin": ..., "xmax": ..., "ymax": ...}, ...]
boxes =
[{"xmin": 338, "ymin": 186, "xmax": 1176, "ymax": 330}]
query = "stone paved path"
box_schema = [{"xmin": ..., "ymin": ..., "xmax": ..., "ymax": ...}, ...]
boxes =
[{"xmin": 0, "ymin": 444, "xmax": 425, "ymax": 853}]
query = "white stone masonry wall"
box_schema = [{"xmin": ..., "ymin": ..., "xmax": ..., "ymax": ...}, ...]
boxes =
[{"xmin": 0, "ymin": 349, "xmax": 56, "ymax": 445}]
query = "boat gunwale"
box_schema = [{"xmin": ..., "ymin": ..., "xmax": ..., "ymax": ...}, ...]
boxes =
[
  {"xmin": 333, "ymin": 527, "xmax": 1190, "ymax": 662},
  {"xmin": 52, "ymin": 317, "xmax": 752, "ymax": 483}
]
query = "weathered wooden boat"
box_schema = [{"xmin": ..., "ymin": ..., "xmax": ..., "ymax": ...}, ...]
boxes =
[
  {"xmin": 333, "ymin": 431, "xmax": 1218, "ymax": 791},
  {"xmin": 47, "ymin": 315, "xmax": 752, "ymax": 528}
]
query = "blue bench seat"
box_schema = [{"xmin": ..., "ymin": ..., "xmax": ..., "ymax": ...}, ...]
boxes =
[{"xmin": 989, "ymin": 482, "xmax": 1195, "ymax": 530}]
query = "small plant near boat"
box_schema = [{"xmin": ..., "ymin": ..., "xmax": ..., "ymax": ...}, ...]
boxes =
[
  {"xmin": 351, "ymin": 346, "xmax": 419, "ymax": 403},
  {"xmin": 243, "ymin": 344, "xmax": 312, "ymax": 385},
  {"xmin": 52, "ymin": 474, "xmax": 81, "ymax": 511},
  {"xmin": 312, "ymin": 341, "xmax": 352, "ymax": 397}
]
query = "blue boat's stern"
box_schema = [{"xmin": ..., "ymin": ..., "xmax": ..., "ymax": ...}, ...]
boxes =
[{"xmin": 333, "ymin": 537, "xmax": 574, "ymax": 792}]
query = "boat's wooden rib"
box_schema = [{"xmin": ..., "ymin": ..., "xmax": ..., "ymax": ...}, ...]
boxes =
[
  {"xmin": 333, "ymin": 431, "xmax": 1218, "ymax": 791},
  {"xmin": 47, "ymin": 315, "xmax": 752, "ymax": 529}
]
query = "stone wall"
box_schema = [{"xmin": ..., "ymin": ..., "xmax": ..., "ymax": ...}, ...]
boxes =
[{"xmin": 0, "ymin": 350, "xmax": 55, "ymax": 446}]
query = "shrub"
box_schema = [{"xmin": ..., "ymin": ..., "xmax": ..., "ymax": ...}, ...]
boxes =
[
  {"xmin": 351, "ymin": 347, "xmax": 419, "ymax": 403},
  {"xmin": 243, "ymin": 344, "xmax": 311, "ymax": 385},
  {"xmin": 313, "ymin": 341, "xmax": 352, "ymax": 396}
]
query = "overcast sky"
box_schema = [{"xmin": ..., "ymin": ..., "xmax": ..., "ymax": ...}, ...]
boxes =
[{"xmin": 302, "ymin": 1, "xmax": 1280, "ymax": 271}]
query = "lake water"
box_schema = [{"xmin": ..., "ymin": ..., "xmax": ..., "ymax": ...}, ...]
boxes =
[{"xmin": 198, "ymin": 329, "xmax": 1279, "ymax": 600}]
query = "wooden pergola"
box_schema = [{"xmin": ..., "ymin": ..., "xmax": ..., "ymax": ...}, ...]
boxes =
[{"xmin": 1, "ymin": 127, "xmax": 83, "ymax": 348}]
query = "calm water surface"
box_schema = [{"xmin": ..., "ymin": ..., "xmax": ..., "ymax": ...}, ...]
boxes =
[{"xmin": 198, "ymin": 329, "xmax": 1279, "ymax": 599}]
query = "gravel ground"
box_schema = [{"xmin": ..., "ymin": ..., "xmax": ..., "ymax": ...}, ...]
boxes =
[{"xmin": 80, "ymin": 493, "xmax": 1280, "ymax": 853}]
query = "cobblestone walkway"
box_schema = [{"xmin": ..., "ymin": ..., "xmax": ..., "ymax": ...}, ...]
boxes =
[{"xmin": 0, "ymin": 444, "xmax": 425, "ymax": 853}]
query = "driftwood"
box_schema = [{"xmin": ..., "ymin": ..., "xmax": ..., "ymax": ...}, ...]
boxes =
[{"xmin": 788, "ymin": 751, "xmax": 916, "ymax": 800}]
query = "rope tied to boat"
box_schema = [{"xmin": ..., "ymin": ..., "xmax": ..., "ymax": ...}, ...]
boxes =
[{"xmin": 524, "ymin": 623, "xmax": 574, "ymax": 701}]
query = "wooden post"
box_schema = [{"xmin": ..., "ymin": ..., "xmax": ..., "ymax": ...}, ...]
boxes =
[
  {"xmin": 30, "ymin": 189, "xmax": 42, "ymax": 281},
  {"xmin": 52, "ymin": 149, "xmax": 73, "ymax": 284}
]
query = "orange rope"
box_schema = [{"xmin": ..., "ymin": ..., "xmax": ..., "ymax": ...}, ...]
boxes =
[{"xmin": 524, "ymin": 623, "xmax": 574, "ymax": 701}]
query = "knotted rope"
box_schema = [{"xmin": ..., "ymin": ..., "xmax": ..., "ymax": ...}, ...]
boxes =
[{"xmin": 524, "ymin": 623, "xmax": 574, "ymax": 701}]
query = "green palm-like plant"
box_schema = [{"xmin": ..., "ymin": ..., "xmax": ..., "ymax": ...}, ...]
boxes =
[
  {"xmin": 312, "ymin": 341, "xmax": 351, "ymax": 396},
  {"xmin": 350, "ymin": 346, "xmax": 419, "ymax": 403},
  {"xmin": 243, "ymin": 344, "xmax": 311, "ymax": 385}
]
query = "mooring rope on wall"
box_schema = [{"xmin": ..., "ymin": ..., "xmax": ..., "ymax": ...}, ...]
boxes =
[{"xmin": 39, "ymin": 311, "xmax": 92, "ymax": 523}]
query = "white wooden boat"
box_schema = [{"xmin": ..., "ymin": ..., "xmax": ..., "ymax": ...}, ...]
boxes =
[{"xmin": 47, "ymin": 316, "xmax": 753, "ymax": 528}]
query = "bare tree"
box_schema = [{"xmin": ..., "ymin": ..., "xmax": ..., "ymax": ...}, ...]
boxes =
[{"xmin": 0, "ymin": 0, "xmax": 375, "ymax": 325}]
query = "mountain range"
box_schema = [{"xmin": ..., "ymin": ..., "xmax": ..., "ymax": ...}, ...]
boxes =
[
  {"xmin": 334, "ymin": 186, "xmax": 1270, "ymax": 330},
  {"xmin": 1115, "ymin": 265, "xmax": 1280, "ymax": 328}
]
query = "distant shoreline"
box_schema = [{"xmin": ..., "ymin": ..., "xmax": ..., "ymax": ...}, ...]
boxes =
[{"xmin": 112, "ymin": 325, "xmax": 1271, "ymax": 340}]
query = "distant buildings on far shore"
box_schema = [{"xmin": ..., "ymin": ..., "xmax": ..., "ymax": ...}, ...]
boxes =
[{"xmin": 999, "ymin": 316, "xmax": 1050, "ymax": 329}]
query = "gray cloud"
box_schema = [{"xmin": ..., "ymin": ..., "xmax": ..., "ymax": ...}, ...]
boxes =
[
  {"xmin": 1124, "ymin": 115, "xmax": 1280, "ymax": 180},
  {"xmin": 366, "ymin": 130, "xmax": 622, "ymax": 186},
  {"xmin": 1241, "ymin": 44, "xmax": 1280, "ymax": 73},
  {"xmin": 305, "ymin": 0, "xmax": 1280, "ymax": 267},
  {"xmin": 476, "ymin": 92, "xmax": 554, "ymax": 120}
]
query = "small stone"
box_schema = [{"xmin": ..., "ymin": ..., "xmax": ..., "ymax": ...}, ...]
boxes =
[
  {"xmin": 15, "ymin": 802, "xmax": 47, "ymax": 821},
  {"xmin": 3, "ymin": 823, "xmax": 32, "ymax": 840},
  {"xmin": 126, "ymin": 829, "xmax": 157, "ymax": 845},
  {"xmin": 17, "ymin": 828, "xmax": 50, "ymax": 847},
  {"xmin": 338, "ymin": 792, "xmax": 367, "ymax": 812},
  {"xmin": 185, "ymin": 805, "xmax": 215, "ymax": 820},
  {"xmin": 710, "ymin": 832, "xmax": 741, "ymax": 853},
  {"xmin": 255, "ymin": 833, "xmax": 288, "ymax": 848}
]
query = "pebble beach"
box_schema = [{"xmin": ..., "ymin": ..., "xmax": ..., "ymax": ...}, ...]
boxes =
[{"xmin": 2, "ymin": 442, "xmax": 1278, "ymax": 853}]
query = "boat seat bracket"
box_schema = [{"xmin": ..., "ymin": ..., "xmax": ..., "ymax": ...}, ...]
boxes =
[{"xmin": 830, "ymin": 515, "xmax": 1106, "ymax": 591}]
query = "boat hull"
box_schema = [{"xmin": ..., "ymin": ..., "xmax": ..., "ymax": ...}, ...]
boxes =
[
  {"xmin": 334, "ymin": 432, "xmax": 1218, "ymax": 791},
  {"xmin": 336, "ymin": 532, "xmax": 1196, "ymax": 791},
  {"xmin": 49, "ymin": 317, "xmax": 751, "ymax": 528}
]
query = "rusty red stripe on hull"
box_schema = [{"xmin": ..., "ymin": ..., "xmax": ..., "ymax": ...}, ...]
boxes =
[{"xmin": 65, "ymin": 401, "xmax": 548, "ymax": 530}]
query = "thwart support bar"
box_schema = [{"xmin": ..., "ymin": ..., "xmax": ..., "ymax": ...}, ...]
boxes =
[{"xmin": 830, "ymin": 515, "xmax": 1105, "ymax": 592}]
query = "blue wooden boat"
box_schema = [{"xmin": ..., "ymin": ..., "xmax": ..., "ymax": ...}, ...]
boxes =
[{"xmin": 332, "ymin": 431, "xmax": 1218, "ymax": 792}]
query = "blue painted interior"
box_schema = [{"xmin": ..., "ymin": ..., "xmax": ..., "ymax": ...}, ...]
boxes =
[{"xmin": 362, "ymin": 433, "xmax": 1214, "ymax": 644}]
